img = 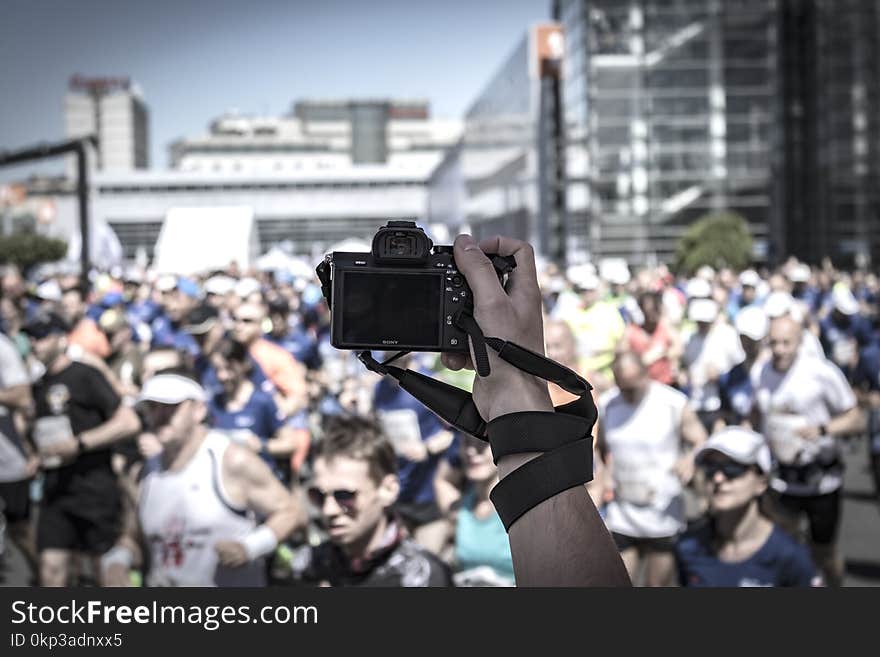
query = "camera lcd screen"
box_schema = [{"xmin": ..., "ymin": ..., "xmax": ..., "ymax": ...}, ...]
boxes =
[{"xmin": 341, "ymin": 271, "xmax": 442, "ymax": 347}]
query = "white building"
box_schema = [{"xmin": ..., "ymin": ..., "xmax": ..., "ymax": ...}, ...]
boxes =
[{"xmin": 64, "ymin": 75, "xmax": 149, "ymax": 175}]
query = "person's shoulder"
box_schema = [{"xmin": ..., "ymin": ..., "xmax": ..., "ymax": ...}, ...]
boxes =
[
  {"xmin": 674, "ymin": 522, "xmax": 712, "ymax": 559},
  {"xmin": 386, "ymin": 539, "xmax": 452, "ymax": 587},
  {"xmin": 253, "ymin": 337, "xmax": 294, "ymax": 361},
  {"xmin": 598, "ymin": 386, "xmax": 621, "ymax": 411},
  {"xmin": 765, "ymin": 525, "xmax": 810, "ymax": 559},
  {"xmin": 650, "ymin": 381, "xmax": 688, "ymax": 406}
]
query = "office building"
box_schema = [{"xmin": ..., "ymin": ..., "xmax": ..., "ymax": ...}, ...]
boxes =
[
  {"xmin": 64, "ymin": 75, "xmax": 149, "ymax": 175},
  {"xmin": 553, "ymin": 0, "xmax": 880, "ymax": 266}
]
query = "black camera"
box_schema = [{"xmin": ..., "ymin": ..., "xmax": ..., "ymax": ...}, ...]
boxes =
[{"xmin": 318, "ymin": 221, "xmax": 514, "ymax": 353}]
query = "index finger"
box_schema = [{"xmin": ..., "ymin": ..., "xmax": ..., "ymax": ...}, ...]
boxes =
[{"xmin": 477, "ymin": 235, "xmax": 540, "ymax": 305}]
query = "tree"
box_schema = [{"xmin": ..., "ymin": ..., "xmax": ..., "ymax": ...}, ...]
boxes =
[
  {"xmin": 0, "ymin": 231, "xmax": 68, "ymax": 274},
  {"xmin": 673, "ymin": 211, "xmax": 753, "ymax": 275}
]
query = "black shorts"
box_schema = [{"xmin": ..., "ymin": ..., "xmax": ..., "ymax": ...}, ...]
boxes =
[
  {"xmin": 37, "ymin": 491, "xmax": 122, "ymax": 555},
  {"xmin": 0, "ymin": 479, "xmax": 31, "ymax": 524},
  {"xmin": 771, "ymin": 490, "xmax": 841, "ymax": 546},
  {"xmin": 612, "ymin": 532, "xmax": 678, "ymax": 553}
]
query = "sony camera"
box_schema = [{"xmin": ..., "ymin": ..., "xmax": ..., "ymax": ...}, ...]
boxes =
[{"xmin": 318, "ymin": 221, "xmax": 513, "ymax": 353}]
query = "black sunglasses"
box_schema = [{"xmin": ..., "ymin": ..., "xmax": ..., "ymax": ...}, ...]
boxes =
[
  {"xmin": 307, "ymin": 487, "xmax": 358, "ymax": 512},
  {"xmin": 700, "ymin": 461, "xmax": 752, "ymax": 480},
  {"xmin": 138, "ymin": 401, "xmax": 182, "ymax": 432}
]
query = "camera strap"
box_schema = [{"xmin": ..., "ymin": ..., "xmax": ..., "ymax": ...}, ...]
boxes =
[
  {"xmin": 357, "ymin": 308, "xmax": 598, "ymax": 531},
  {"xmin": 317, "ymin": 257, "xmax": 597, "ymax": 531}
]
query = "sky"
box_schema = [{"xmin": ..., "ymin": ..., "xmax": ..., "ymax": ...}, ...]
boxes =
[{"xmin": 0, "ymin": 0, "xmax": 549, "ymax": 182}]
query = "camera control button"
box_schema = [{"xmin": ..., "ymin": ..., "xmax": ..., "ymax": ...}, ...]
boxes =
[
  {"xmin": 450, "ymin": 338, "xmax": 459, "ymax": 346},
  {"xmin": 451, "ymin": 275, "xmax": 463, "ymax": 287},
  {"xmin": 451, "ymin": 296, "xmax": 459, "ymax": 303}
]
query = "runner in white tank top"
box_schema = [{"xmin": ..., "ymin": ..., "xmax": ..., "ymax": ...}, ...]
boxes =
[
  {"xmin": 99, "ymin": 374, "xmax": 302, "ymax": 588},
  {"xmin": 598, "ymin": 353, "xmax": 707, "ymax": 586},
  {"xmin": 139, "ymin": 431, "xmax": 265, "ymax": 586}
]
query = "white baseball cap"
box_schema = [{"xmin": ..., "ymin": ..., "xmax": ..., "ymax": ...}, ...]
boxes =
[
  {"xmin": 138, "ymin": 374, "xmax": 207, "ymax": 405},
  {"xmin": 235, "ymin": 277, "xmax": 262, "ymax": 299},
  {"xmin": 788, "ymin": 264, "xmax": 811, "ymax": 283},
  {"xmin": 832, "ymin": 287, "xmax": 859, "ymax": 316},
  {"xmin": 689, "ymin": 298, "xmax": 719, "ymax": 323},
  {"xmin": 735, "ymin": 306, "xmax": 769, "ymax": 341},
  {"xmin": 686, "ymin": 278, "xmax": 712, "ymax": 299},
  {"xmin": 567, "ymin": 264, "xmax": 600, "ymax": 291},
  {"xmin": 696, "ymin": 427, "xmax": 772, "ymax": 474},
  {"xmin": 204, "ymin": 275, "xmax": 236, "ymax": 296},
  {"xmin": 763, "ymin": 291, "xmax": 794, "ymax": 318},
  {"xmin": 738, "ymin": 270, "xmax": 761, "ymax": 288}
]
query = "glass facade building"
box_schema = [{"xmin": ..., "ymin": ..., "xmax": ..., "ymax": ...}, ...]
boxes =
[
  {"xmin": 555, "ymin": 0, "xmax": 880, "ymax": 266},
  {"xmin": 427, "ymin": 25, "xmax": 566, "ymax": 257}
]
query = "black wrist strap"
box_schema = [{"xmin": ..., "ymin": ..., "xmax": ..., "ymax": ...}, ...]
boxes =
[
  {"xmin": 490, "ymin": 437, "xmax": 594, "ymax": 531},
  {"xmin": 347, "ymin": 304, "xmax": 598, "ymax": 533},
  {"xmin": 486, "ymin": 411, "xmax": 593, "ymax": 464}
]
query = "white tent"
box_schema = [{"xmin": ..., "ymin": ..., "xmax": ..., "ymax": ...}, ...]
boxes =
[
  {"xmin": 154, "ymin": 206, "xmax": 259, "ymax": 275},
  {"xmin": 257, "ymin": 246, "xmax": 295, "ymax": 272}
]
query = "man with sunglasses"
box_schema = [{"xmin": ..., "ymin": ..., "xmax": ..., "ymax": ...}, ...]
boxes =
[
  {"xmin": 102, "ymin": 373, "xmax": 302, "ymax": 587},
  {"xmin": 291, "ymin": 415, "xmax": 451, "ymax": 586},
  {"xmin": 676, "ymin": 427, "xmax": 821, "ymax": 587},
  {"xmin": 24, "ymin": 312, "xmax": 142, "ymax": 586}
]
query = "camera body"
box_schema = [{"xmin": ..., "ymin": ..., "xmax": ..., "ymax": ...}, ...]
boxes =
[{"xmin": 323, "ymin": 221, "xmax": 472, "ymax": 353}]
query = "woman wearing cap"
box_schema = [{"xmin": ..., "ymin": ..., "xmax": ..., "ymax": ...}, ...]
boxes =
[{"xmin": 675, "ymin": 427, "xmax": 821, "ymax": 587}]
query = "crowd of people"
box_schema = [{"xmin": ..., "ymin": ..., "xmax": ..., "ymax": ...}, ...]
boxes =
[{"xmin": 0, "ymin": 245, "xmax": 877, "ymax": 587}]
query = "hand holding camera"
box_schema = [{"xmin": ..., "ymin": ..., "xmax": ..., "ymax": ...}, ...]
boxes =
[{"xmin": 439, "ymin": 234, "xmax": 553, "ymax": 423}]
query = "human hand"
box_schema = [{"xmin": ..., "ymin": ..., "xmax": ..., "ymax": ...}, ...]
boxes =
[
  {"xmin": 795, "ymin": 425, "xmax": 822, "ymax": 441},
  {"xmin": 39, "ymin": 437, "xmax": 79, "ymax": 467},
  {"xmin": 674, "ymin": 455, "xmax": 695, "ymax": 485},
  {"xmin": 440, "ymin": 235, "xmax": 553, "ymax": 423},
  {"xmin": 425, "ymin": 429, "xmax": 455, "ymax": 455},
  {"xmin": 397, "ymin": 440, "xmax": 429, "ymax": 463},
  {"xmin": 215, "ymin": 540, "xmax": 249, "ymax": 568},
  {"xmin": 24, "ymin": 455, "xmax": 40, "ymax": 478},
  {"xmin": 137, "ymin": 432, "xmax": 163, "ymax": 459}
]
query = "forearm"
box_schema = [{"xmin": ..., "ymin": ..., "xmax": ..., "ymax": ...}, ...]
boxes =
[
  {"xmin": 0, "ymin": 384, "xmax": 31, "ymax": 411},
  {"xmin": 80, "ymin": 406, "xmax": 141, "ymax": 451},
  {"xmin": 828, "ymin": 406, "xmax": 865, "ymax": 437},
  {"xmin": 262, "ymin": 501, "xmax": 303, "ymax": 542},
  {"xmin": 499, "ymin": 451, "xmax": 630, "ymax": 586},
  {"xmin": 264, "ymin": 427, "xmax": 304, "ymax": 457}
]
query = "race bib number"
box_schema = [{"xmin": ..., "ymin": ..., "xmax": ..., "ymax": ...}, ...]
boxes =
[
  {"xmin": 32, "ymin": 415, "xmax": 75, "ymax": 469},
  {"xmin": 377, "ymin": 409, "xmax": 423, "ymax": 456},
  {"xmin": 765, "ymin": 413, "xmax": 809, "ymax": 464}
]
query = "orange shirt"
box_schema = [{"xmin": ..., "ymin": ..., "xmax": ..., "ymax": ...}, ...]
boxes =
[
  {"xmin": 248, "ymin": 338, "xmax": 306, "ymax": 401},
  {"xmin": 68, "ymin": 318, "xmax": 111, "ymax": 359}
]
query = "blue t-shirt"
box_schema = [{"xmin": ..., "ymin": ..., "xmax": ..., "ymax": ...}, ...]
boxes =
[
  {"xmin": 676, "ymin": 524, "xmax": 819, "ymax": 587},
  {"xmin": 150, "ymin": 314, "xmax": 200, "ymax": 357},
  {"xmin": 719, "ymin": 361, "xmax": 754, "ymax": 424},
  {"xmin": 266, "ymin": 328, "xmax": 322, "ymax": 370},
  {"xmin": 455, "ymin": 489, "xmax": 514, "ymax": 583},
  {"xmin": 855, "ymin": 343, "xmax": 880, "ymax": 392},
  {"xmin": 373, "ymin": 374, "xmax": 450, "ymax": 504},
  {"xmin": 208, "ymin": 386, "xmax": 285, "ymax": 476}
]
